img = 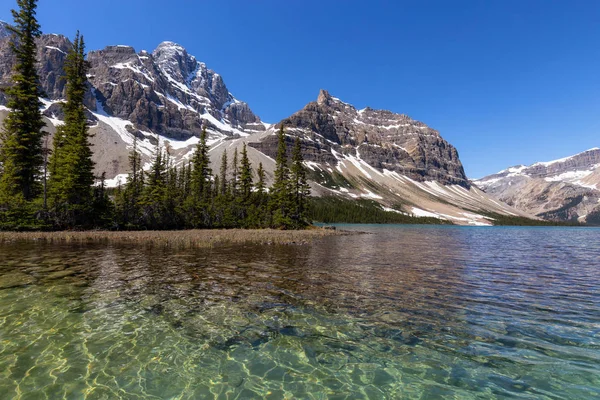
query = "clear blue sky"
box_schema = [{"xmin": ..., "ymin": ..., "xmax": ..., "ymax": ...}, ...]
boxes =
[{"xmin": 2, "ymin": 0, "xmax": 599, "ymax": 178}]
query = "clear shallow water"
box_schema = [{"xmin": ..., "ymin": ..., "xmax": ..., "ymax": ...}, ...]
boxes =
[{"xmin": 0, "ymin": 226, "xmax": 599, "ymax": 399}]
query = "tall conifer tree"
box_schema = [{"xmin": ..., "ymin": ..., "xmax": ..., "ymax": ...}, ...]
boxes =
[
  {"xmin": 219, "ymin": 150, "xmax": 228, "ymax": 196},
  {"xmin": 290, "ymin": 137, "xmax": 310, "ymax": 228},
  {"xmin": 269, "ymin": 126, "xmax": 293, "ymax": 228},
  {"xmin": 186, "ymin": 127, "xmax": 212, "ymax": 227},
  {"xmin": 230, "ymin": 148, "xmax": 239, "ymax": 197},
  {"xmin": 256, "ymin": 162, "xmax": 266, "ymax": 196},
  {"xmin": 239, "ymin": 143, "xmax": 253, "ymax": 203},
  {"xmin": 47, "ymin": 32, "xmax": 95, "ymax": 227},
  {"xmin": 0, "ymin": 0, "xmax": 45, "ymax": 205}
]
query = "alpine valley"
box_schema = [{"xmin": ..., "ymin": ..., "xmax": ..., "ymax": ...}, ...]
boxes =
[{"xmin": 0, "ymin": 23, "xmax": 542, "ymax": 226}]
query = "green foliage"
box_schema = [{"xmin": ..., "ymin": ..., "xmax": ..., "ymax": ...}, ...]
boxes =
[
  {"xmin": 308, "ymin": 197, "xmax": 451, "ymax": 225},
  {"xmin": 239, "ymin": 143, "xmax": 253, "ymax": 203},
  {"xmin": 185, "ymin": 127, "xmax": 213, "ymax": 228},
  {"xmin": 47, "ymin": 32, "xmax": 96, "ymax": 228},
  {"xmin": 269, "ymin": 126, "xmax": 294, "ymax": 228},
  {"xmin": 289, "ymin": 137, "xmax": 310, "ymax": 228},
  {"xmin": 0, "ymin": 0, "xmax": 45, "ymax": 211},
  {"xmin": 479, "ymin": 211, "xmax": 579, "ymax": 226}
]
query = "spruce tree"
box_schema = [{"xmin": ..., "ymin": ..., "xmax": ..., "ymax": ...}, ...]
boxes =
[
  {"xmin": 0, "ymin": 0, "xmax": 46, "ymax": 207},
  {"xmin": 115, "ymin": 136, "xmax": 143, "ymax": 228},
  {"xmin": 47, "ymin": 32, "xmax": 95, "ymax": 228},
  {"xmin": 248, "ymin": 161, "xmax": 267, "ymax": 228},
  {"xmin": 269, "ymin": 126, "xmax": 293, "ymax": 228},
  {"xmin": 290, "ymin": 136, "xmax": 311, "ymax": 228},
  {"xmin": 239, "ymin": 143, "xmax": 253, "ymax": 203},
  {"xmin": 230, "ymin": 148, "xmax": 239, "ymax": 197},
  {"xmin": 186, "ymin": 127, "xmax": 212, "ymax": 227},
  {"xmin": 219, "ymin": 149, "xmax": 228, "ymax": 196},
  {"xmin": 256, "ymin": 162, "xmax": 266, "ymax": 196},
  {"xmin": 139, "ymin": 139, "xmax": 168, "ymax": 229}
]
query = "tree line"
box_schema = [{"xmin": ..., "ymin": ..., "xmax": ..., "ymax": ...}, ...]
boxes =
[{"xmin": 0, "ymin": 0, "xmax": 310, "ymax": 231}]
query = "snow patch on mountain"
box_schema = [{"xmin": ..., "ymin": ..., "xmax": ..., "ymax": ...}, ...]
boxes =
[{"xmin": 533, "ymin": 148, "xmax": 600, "ymax": 167}]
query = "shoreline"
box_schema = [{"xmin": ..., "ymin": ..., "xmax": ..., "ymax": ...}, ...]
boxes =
[{"xmin": 0, "ymin": 228, "xmax": 347, "ymax": 248}]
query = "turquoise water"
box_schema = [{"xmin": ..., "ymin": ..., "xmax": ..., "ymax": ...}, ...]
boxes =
[{"xmin": 0, "ymin": 226, "xmax": 599, "ymax": 399}]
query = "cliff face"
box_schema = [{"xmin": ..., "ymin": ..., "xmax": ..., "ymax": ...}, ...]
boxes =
[
  {"xmin": 474, "ymin": 148, "xmax": 600, "ymax": 223},
  {"xmin": 251, "ymin": 90, "xmax": 469, "ymax": 187}
]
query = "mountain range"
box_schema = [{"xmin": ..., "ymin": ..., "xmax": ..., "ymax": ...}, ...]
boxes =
[
  {"xmin": 0, "ymin": 23, "xmax": 556, "ymax": 225},
  {"xmin": 474, "ymin": 148, "xmax": 600, "ymax": 224}
]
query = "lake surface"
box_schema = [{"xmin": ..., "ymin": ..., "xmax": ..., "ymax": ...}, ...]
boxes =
[{"xmin": 0, "ymin": 226, "xmax": 599, "ymax": 399}]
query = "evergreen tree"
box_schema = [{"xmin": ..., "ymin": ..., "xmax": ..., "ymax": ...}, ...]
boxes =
[
  {"xmin": 219, "ymin": 150, "xmax": 228, "ymax": 196},
  {"xmin": 290, "ymin": 137, "xmax": 311, "ymax": 228},
  {"xmin": 246, "ymin": 161, "xmax": 268, "ymax": 228},
  {"xmin": 47, "ymin": 32, "xmax": 95, "ymax": 228},
  {"xmin": 115, "ymin": 136, "xmax": 144, "ymax": 228},
  {"xmin": 186, "ymin": 127, "xmax": 212, "ymax": 227},
  {"xmin": 230, "ymin": 148, "xmax": 239, "ymax": 197},
  {"xmin": 139, "ymin": 138, "xmax": 168, "ymax": 229},
  {"xmin": 0, "ymin": 0, "xmax": 46, "ymax": 214},
  {"xmin": 269, "ymin": 126, "xmax": 293, "ymax": 228},
  {"xmin": 256, "ymin": 162, "xmax": 266, "ymax": 196},
  {"xmin": 239, "ymin": 143, "xmax": 253, "ymax": 203}
]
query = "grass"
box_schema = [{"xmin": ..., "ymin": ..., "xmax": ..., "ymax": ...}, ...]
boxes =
[{"xmin": 0, "ymin": 228, "xmax": 345, "ymax": 248}]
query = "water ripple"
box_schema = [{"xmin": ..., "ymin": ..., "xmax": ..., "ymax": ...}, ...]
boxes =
[{"xmin": 0, "ymin": 226, "xmax": 599, "ymax": 399}]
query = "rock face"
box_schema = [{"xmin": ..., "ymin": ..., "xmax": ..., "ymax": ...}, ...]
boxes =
[
  {"xmin": 0, "ymin": 25, "xmax": 263, "ymax": 139},
  {"xmin": 250, "ymin": 90, "xmax": 469, "ymax": 187},
  {"xmin": 474, "ymin": 148, "xmax": 600, "ymax": 223},
  {"xmin": 0, "ymin": 21, "xmax": 9, "ymax": 39}
]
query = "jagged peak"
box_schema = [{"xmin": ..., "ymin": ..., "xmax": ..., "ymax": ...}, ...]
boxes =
[
  {"xmin": 0, "ymin": 20, "xmax": 11, "ymax": 39},
  {"xmin": 153, "ymin": 41, "xmax": 191, "ymax": 59},
  {"xmin": 532, "ymin": 147, "xmax": 600, "ymax": 168},
  {"xmin": 156, "ymin": 40, "xmax": 184, "ymax": 49},
  {"xmin": 100, "ymin": 44, "xmax": 136, "ymax": 54},
  {"xmin": 317, "ymin": 89, "xmax": 332, "ymax": 105}
]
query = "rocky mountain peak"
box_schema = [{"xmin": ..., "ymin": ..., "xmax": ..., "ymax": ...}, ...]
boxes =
[
  {"xmin": 0, "ymin": 21, "xmax": 10, "ymax": 39},
  {"xmin": 317, "ymin": 89, "xmax": 332, "ymax": 106},
  {"xmin": 152, "ymin": 41, "xmax": 197, "ymax": 83},
  {"xmin": 0, "ymin": 31, "xmax": 263, "ymax": 138},
  {"xmin": 256, "ymin": 90, "xmax": 469, "ymax": 187}
]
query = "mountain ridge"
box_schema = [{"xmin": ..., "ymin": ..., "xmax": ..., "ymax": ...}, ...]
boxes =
[
  {"xmin": 0, "ymin": 26, "xmax": 535, "ymax": 225},
  {"xmin": 474, "ymin": 148, "xmax": 600, "ymax": 222}
]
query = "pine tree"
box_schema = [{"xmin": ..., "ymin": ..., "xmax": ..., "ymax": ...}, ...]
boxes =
[
  {"xmin": 239, "ymin": 143, "xmax": 253, "ymax": 203},
  {"xmin": 269, "ymin": 126, "xmax": 293, "ymax": 228},
  {"xmin": 219, "ymin": 149, "xmax": 228, "ymax": 196},
  {"xmin": 186, "ymin": 127, "xmax": 212, "ymax": 227},
  {"xmin": 256, "ymin": 162, "xmax": 266, "ymax": 196},
  {"xmin": 115, "ymin": 136, "xmax": 144, "ymax": 228},
  {"xmin": 290, "ymin": 137, "xmax": 311, "ymax": 228},
  {"xmin": 246, "ymin": 161, "xmax": 268, "ymax": 228},
  {"xmin": 139, "ymin": 138, "xmax": 168, "ymax": 229},
  {"xmin": 47, "ymin": 32, "xmax": 95, "ymax": 228},
  {"xmin": 230, "ymin": 148, "xmax": 239, "ymax": 197},
  {"xmin": 0, "ymin": 0, "xmax": 46, "ymax": 209}
]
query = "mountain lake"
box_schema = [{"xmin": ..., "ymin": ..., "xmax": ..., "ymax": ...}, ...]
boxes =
[{"xmin": 0, "ymin": 225, "xmax": 598, "ymax": 399}]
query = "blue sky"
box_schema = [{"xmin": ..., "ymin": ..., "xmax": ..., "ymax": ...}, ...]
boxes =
[{"xmin": 2, "ymin": 0, "xmax": 599, "ymax": 178}]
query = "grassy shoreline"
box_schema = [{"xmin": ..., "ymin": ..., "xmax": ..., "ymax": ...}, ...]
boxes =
[{"xmin": 0, "ymin": 228, "xmax": 346, "ymax": 248}]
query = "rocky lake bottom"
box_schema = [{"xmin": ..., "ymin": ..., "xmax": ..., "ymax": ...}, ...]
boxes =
[{"xmin": 0, "ymin": 225, "xmax": 599, "ymax": 399}]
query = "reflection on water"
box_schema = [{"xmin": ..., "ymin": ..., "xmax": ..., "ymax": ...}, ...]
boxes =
[{"xmin": 0, "ymin": 226, "xmax": 599, "ymax": 399}]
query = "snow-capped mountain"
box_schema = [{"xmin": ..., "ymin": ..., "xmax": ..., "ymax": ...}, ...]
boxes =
[
  {"xmin": 0, "ymin": 26, "xmax": 264, "ymax": 137},
  {"xmin": 0, "ymin": 24, "xmax": 534, "ymax": 225},
  {"xmin": 474, "ymin": 148, "xmax": 600, "ymax": 223}
]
